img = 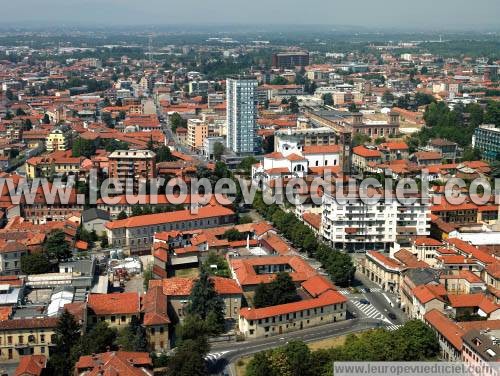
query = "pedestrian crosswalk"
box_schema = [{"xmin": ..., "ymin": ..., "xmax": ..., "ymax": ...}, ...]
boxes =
[
  {"xmin": 386, "ymin": 324, "xmax": 403, "ymax": 331},
  {"xmin": 338, "ymin": 287, "xmax": 383, "ymax": 295},
  {"xmin": 204, "ymin": 351, "xmax": 231, "ymax": 364},
  {"xmin": 350, "ymin": 300, "xmax": 385, "ymax": 320}
]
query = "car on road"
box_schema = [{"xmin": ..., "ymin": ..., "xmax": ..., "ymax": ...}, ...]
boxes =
[
  {"xmin": 359, "ymin": 298, "xmax": 370, "ymax": 304},
  {"xmin": 388, "ymin": 312, "xmax": 397, "ymax": 320},
  {"xmin": 364, "ymin": 287, "xmax": 371, "ymax": 293}
]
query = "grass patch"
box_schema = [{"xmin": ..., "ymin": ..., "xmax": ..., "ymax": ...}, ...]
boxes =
[
  {"xmin": 235, "ymin": 356, "xmax": 253, "ymax": 376},
  {"xmin": 307, "ymin": 334, "xmax": 349, "ymax": 351},
  {"xmin": 175, "ymin": 268, "xmax": 199, "ymax": 278}
]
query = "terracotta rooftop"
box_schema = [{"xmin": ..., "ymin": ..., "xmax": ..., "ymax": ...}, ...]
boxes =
[
  {"xmin": 74, "ymin": 351, "xmax": 152, "ymax": 376},
  {"xmin": 424, "ymin": 309, "xmax": 464, "ymax": 350},
  {"xmin": 14, "ymin": 355, "xmax": 46, "ymax": 376},
  {"xmin": 240, "ymin": 289, "xmax": 346, "ymax": 320},
  {"xmin": 87, "ymin": 292, "xmax": 140, "ymax": 316}
]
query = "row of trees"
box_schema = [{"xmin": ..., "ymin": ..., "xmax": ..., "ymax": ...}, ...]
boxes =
[
  {"xmin": 252, "ymin": 193, "xmax": 355, "ymax": 286},
  {"xmin": 246, "ymin": 320, "xmax": 439, "ymax": 376}
]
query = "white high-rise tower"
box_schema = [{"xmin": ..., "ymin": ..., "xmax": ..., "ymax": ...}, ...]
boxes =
[{"xmin": 226, "ymin": 77, "xmax": 258, "ymax": 154}]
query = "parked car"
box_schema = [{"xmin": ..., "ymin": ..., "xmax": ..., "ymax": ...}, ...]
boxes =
[
  {"xmin": 359, "ymin": 298, "xmax": 370, "ymax": 304},
  {"xmin": 388, "ymin": 312, "xmax": 397, "ymax": 320}
]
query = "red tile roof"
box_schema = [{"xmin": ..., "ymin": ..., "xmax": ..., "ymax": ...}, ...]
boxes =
[
  {"xmin": 301, "ymin": 275, "xmax": 337, "ymax": 298},
  {"xmin": 14, "ymin": 355, "xmax": 46, "ymax": 376},
  {"xmin": 353, "ymin": 146, "xmax": 382, "ymax": 158},
  {"xmin": 412, "ymin": 284, "xmax": 447, "ymax": 304},
  {"xmin": 159, "ymin": 276, "xmax": 242, "ymax": 296},
  {"xmin": 105, "ymin": 204, "xmax": 234, "ymax": 229},
  {"xmin": 448, "ymin": 293, "xmax": 499, "ymax": 314},
  {"xmin": 303, "ymin": 144, "xmax": 341, "ymax": 154},
  {"xmin": 413, "ymin": 237, "xmax": 442, "ymax": 247},
  {"xmin": 0, "ymin": 317, "xmax": 58, "ymax": 330},
  {"xmin": 303, "ymin": 213, "xmax": 321, "ymax": 230},
  {"xmin": 75, "ymin": 351, "xmax": 152, "ymax": 376},
  {"xmin": 230, "ymin": 256, "xmax": 316, "ymax": 286},
  {"xmin": 240, "ymin": 289, "xmax": 346, "ymax": 320},
  {"xmin": 447, "ymin": 238, "xmax": 496, "ymax": 265},
  {"xmin": 87, "ymin": 292, "xmax": 140, "ymax": 316},
  {"xmin": 142, "ymin": 286, "xmax": 170, "ymax": 326},
  {"xmin": 424, "ymin": 309, "xmax": 464, "ymax": 350}
]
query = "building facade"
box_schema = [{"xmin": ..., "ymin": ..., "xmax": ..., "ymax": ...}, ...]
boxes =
[{"xmin": 226, "ymin": 78, "xmax": 258, "ymax": 154}]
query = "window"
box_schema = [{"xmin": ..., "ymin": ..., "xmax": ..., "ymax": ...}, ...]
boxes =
[
  {"xmin": 40, "ymin": 335, "xmax": 45, "ymax": 343},
  {"xmin": 151, "ymin": 328, "xmax": 155, "ymax": 335},
  {"xmin": 121, "ymin": 316, "xmax": 126, "ymax": 322},
  {"xmin": 7, "ymin": 336, "xmax": 12, "ymax": 345},
  {"xmin": 111, "ymin": 316, "xmax": 116, "ymax": 322}
]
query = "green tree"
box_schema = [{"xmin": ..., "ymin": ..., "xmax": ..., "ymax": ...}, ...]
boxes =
[
  {"xmin": 322, "ymin": 93, "xmax": 333, "ymax": 106},
  {"xmin": 253, "ymin": 272, "xmax": 300, "ymax": 308},
  {"xmin": 70, "ymin": 322, "xmax": 117, "ymax": 365},
  {"xmin": 187, "ymin": 270, "xmax": 225, "ymax": 335},
  {"xmin": 238, "ymin": 156, "xmax": 259, "ymax": 176},
  {"xmin": 155, "ymin": 145, "xmax": 175, "ymax": 162},
  {"xmin": 289, "ymin": 96, "xmax": 299, "ymax": 114},
  {"xmin": 166, "ymin": 339, "xmax": 208, "ymax": 376},
  {"xmin": 5, "ymin": 88, "xmax": 14, "ymax": 100},
  {"xmin": 45, "ymin": 230, "xmax": 71, "ymax": 262},
  {"xmin": 213, "ymin": 142, "xmax": 225, "ymax": 161},
  {"xmin": 246, "ymin": 351, "xmax": 275, "ymax": 376},
  {"xmin": 117, "ymin": 210, "xmax": 128, "ymax": 220},
  {"xmin": 20, "ymin": 253, "xmax": 51, "ymax": 274},
  {"xmin": 348, "ymin": 103, "xmax": 358, "ymax": 112},
  {"xmin": 143, "ymin": 264, "xmax": 153, "ymax": 291},
  {"xmin": 116, "ymin": 316, "xmax": 148, "ymax": 352},
  {"xmin": 42, "ymin": 113, "xmax": 50, "ymax": 124},
  {"xmin": 271, "ymin": 76, "xmax": 289, "ymax": 85},
  {"xmin": 462, "ymin": 146, "xmax": 481, "ymax": 161},
  {"xmin": 352, "ymin": 132, "xmax": 371, "ymax": 146},
  {"xmin": 47, "ymin": 310, "xmax": 81, "ymax": 376},
  {"xmin": 382, "ymin": 90, "xmax": 394, "ymax": 103},
  {"xmin": 323, "ymin": 251, "xmax": 356, "ymax": 287},
  {"xmin": 169, "ymin": 112, "xmax": 187, "ymax": 132}
]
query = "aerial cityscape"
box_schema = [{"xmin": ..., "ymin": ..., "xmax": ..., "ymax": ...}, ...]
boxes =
[{"xmin": 0, "ymin": 1, "xmax": 499, "ymax": 375}]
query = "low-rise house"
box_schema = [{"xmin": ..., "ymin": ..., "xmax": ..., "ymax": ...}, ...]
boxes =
[
  {"xmin": 411, "ymin": 283, "xmax": 448, "ymax": 319},
  {"xmin": 0, "ymin": 317, "xmax": 58, "ymax": 362},
  {"xmin": 81, "ymin": 208, "xmax": 110, "ymax": 235},
  {"xmin": 351, "ymin": 146, "xmax": 382, "ymax": 172},
  {"xmin": 14, "ymin": 354, "xmax": 46, "ymax": 376},
  {"xmin": 447, "ymin": 293, "xmax": 500, "ymax": 320},
  {"xmin": 0, "ymin": 240, "xmax": 28, "ymax": 276},
  {"xmin": 74, "ymin": 351, "xmax": 153, "ymax": 376},
  {"xmin": 413, "ymin": 151, "xmax": 443, "ymax": 166},
  {"xmin": 378, "ymin": 141, "xmax": 409, "ymax": 162},
  {"xmin": 428, "ymin": 139, "xmax": 458, "ymax": 162},
  {"xmin": 142, "ymin": 286, "xmax": 170, "ymax": 352},
  {"xmin": 87, "ymin": 292, "xmax": 140, "ymax": 328}
]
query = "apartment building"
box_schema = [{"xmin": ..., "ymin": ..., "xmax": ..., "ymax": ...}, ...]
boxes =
[
  {"xmin": 45, "ymin": 128, "xmax": 70, "ymax": 152},
  {"xmin": 320, "ymin": 192, "xmax": 430, "ymax": 252},
  {"xmin": 107, "ymin": 149, "xmax": 156, "ymax": 193},
  {"xmin": 0, "ymin": 241, "xmax": 28, "ymax": 276},
  {"xmin": 187, "ymin": 119, "xmax": 208, "ymax": 150},
  {"xmin": 272, "ymin": 52, "xmax": 309, "ymax": 69},
  {"xmin": 105, "ymin": 204, "xmax": 236, "ymax": 253},
  {"xmin": 0, "ymin": 317, "xmax": 58, "ymax": 362},
  {"xmin": 472, "ymin": 124, "xmax": 500, "ymax": 162},
  {"xmin": 142, "ymin": 286, "xmax": 170, "ymax": 352},
  {"xmin": 226, "ymin": 78, "xmax": 258, "ymax": 154}
]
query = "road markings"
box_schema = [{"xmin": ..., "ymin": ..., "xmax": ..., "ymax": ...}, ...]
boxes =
[
  {"xmin": 386, "ymin": 324, "xmax": 403, "ymax": 331},
  {"xmin": 205, "ymin": 350, "xmax": 231, "ymax": 363},
  {"xmin": 350, "ymin": 300, "xmax": 385, "ymax": 320}
]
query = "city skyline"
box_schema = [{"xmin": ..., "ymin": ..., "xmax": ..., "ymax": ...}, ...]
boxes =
[{"xmin": 1, "ymin": 0, "xmax": 500, "ymax": 30}]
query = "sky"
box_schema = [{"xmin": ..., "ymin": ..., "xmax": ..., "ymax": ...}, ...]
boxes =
[{"xmin": 2, "ymin": 0, "xmax": 500, "ymax": 30}]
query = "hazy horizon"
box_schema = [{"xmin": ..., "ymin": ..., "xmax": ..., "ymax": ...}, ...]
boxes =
[{"xmin": 1, "ymin": 0, "xmax": 500, "ymax": 31}]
